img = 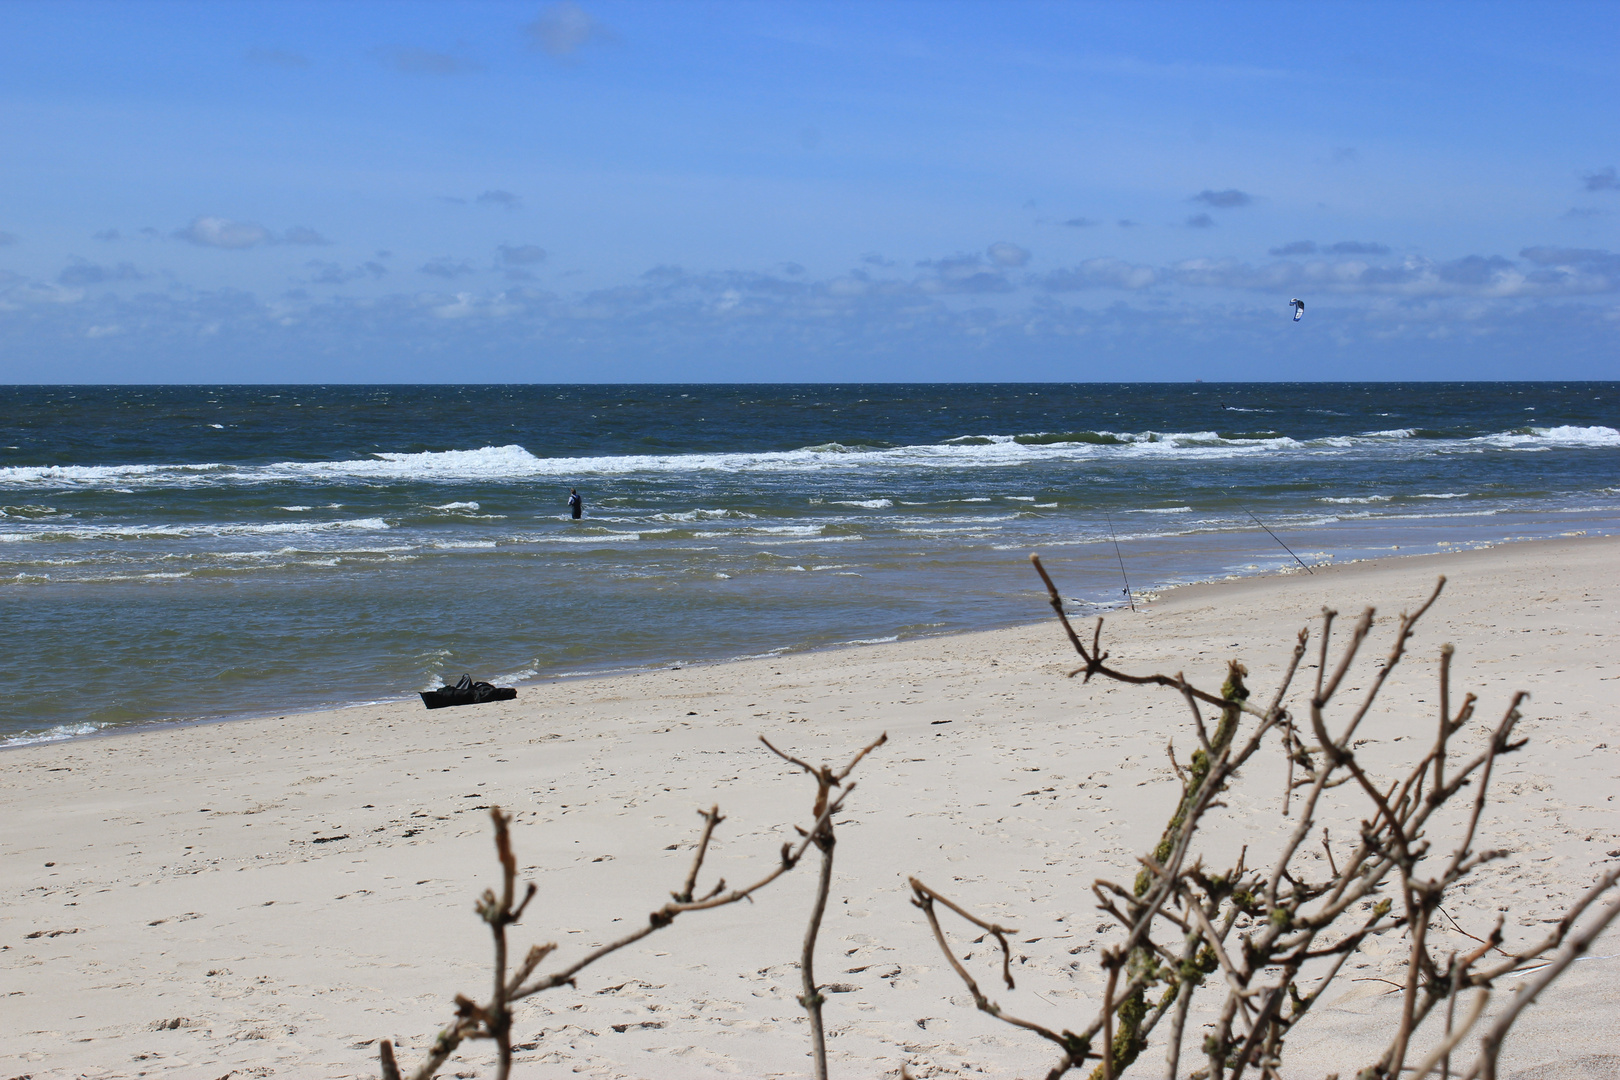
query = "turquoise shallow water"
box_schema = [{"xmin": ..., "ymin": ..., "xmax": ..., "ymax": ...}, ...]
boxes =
[{"xmin": 2, "ymin": 382, "xmax": 1616, "ymax": 745}]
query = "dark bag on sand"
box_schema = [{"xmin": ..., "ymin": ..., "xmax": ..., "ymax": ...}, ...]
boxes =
[{"xmin": 420, "ymin": 673, "xmax": 518, "ymax": 710}]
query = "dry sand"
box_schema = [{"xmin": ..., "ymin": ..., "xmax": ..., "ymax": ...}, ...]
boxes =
[{"xmin": 3, "ymin": 536, "xmax": 1618, "ymax": 1080}]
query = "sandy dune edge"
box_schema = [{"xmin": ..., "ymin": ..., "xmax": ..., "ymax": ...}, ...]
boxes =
[{"xmin": 3, "ymin": 536, "xmax": 1617, "ymax": 1079}]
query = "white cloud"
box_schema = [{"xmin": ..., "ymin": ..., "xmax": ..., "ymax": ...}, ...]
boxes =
[
  {"xmin": 174, "ymin": 217, "xmax": 272, "ymax": 249},
  {"xmin": 1037, "ymin": 258, "xmax": 1159, "ymax": 291},
  {"xmin": 527, "ymin": 2, "xmax": 610, "ymax": 58},
  {"xmin": 497, "ymin": 243, "xmax": 547, "ymax": 266},
  {"xmin": 1581, "ymin": 166, "xmax": 1618, "ymax": 192},
  {"xmin": 1191, "ymin": 188, "xmax": 1253, "ymax": 208},
  {"xmin": 380, "ymin": 48, "xmax": 482, "ymax": 75},
  {"xmin": 914, "ymin": 254, "xmax": 1012, "ymax": 294},
  {"xmin": 3, "ymin": 261, "xmax": 1616, "ymax": 382},
  {"xmin": 58, "ymin": 259, "xmax": 144, "ymax": 286},
  {"xmin": 282, "ymin": 226, "xmax": 330, "ymax": 245},
  {"xmin": 420, "ymin": 257, "xmax": 478, "ymax": 278},
  {"xmin": 987, "ymin": 242, "xmax": 1031, "ymax": 268},
  {"xmin": 476, "ymin": 190, "xmax": 522, "ymax": 210}
]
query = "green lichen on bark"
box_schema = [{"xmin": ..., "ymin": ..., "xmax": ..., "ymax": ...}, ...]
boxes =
[
  {"xmin": 1134, "ymin": 661, "xmax": 1248, "ymax": 897},
  {"xmin": 1091, "ymin": 661, "xmax": 1248, "ymax": 1080}
]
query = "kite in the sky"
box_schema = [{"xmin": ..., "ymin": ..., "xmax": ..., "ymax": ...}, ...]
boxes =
[{"xmin": 1290, "ymin": 298, "xmax": 1305, "ymax": 322}]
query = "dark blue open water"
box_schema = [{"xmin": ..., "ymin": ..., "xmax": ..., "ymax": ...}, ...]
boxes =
[{"xmin": 2, "ymin": 383, "xmax": 1616, "ymax": 745}]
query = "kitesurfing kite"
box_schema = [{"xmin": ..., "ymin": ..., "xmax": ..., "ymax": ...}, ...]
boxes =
[{"xmin": 1290, "ymin": 298, "xmax": 1305, "ymax": 322}]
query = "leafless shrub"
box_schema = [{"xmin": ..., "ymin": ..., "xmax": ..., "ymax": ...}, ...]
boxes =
[
  {"xmin": 379, "ymin": 733, "xmax": 885, "ymax": 1080},
  {"xmin": 376, "ymin": 557, "xmax": 1614, "ymax": 1080},
  {"xmin": 909, "ymin": 556, "xmax": 1620, "ymax": 1080}
]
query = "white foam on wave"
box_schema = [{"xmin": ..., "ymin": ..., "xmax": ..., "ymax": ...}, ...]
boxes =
[
  {"xmin": 1129, "ymin": 506, "xmax": 1193, "ymax": 514},
  {"xmin": 6, "ymin": 423, "xmax": 1614, "ymax": 510},
  {"xmin": 1319, "ymin": 508, "xmax": 1499, "ymax": 525},
  {"xmin": 1319, "ymin": 495, "xmax": 1394, "ymax": 504},
  {"xmin": 648, "ymin": 507, "xmax": 757, "ymax": 522},
  {"xmin": 532, "ymin": 531, "xmax": 644, "ymax": 544},
  {"xmin": 6, "ymin": 517, "xmax": 391, "ymax": 541},
  {"xmin": 209, "ymin": 543, "xmax": 414, "ymax": 559},
  {"xmin": 0, "ymin": 425, "xmax": 1504, "ymax": 492},
  {"xmin": 0, "ymin": 461, "xmax": 231, "ymax": 486},
  {"xmin": 900, "ymin": 513, "xmax": 1021, "ymax": 525},
  {"xmin": 1, "ymin": 721, "xmax": 108, "ymax": 747},
  {"xmin": 350, "ymin": 445, "xmax": 547, "ymax": 477},
  {"xmin": 1473, "ymin": 425, "xmax": 1620, "ymax": 450},
  {"xmin": 895, "ymin": 525, "xmax": 994, "ymax": 535},
  {"xmin": 733, "ymin": 524, "xmax": 824, "ymax": 536},
  {"xmin": 831, "ymin": 499, "xmax": 894, "ymax": 509}
]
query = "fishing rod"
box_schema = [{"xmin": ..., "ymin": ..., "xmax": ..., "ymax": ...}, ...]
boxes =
[
  {"xmin": 1104, "ymin": 510, "xmax": 1137, "ymax": 611},
  {"xmin": 1227, "ymin": 492, "xmax": 1313, "ymax": 574}
]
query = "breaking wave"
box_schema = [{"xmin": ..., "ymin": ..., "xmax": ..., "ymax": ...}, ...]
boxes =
[{"xmin": 4, "ymin": 424, "xmax": 1615, "ymax": 493}]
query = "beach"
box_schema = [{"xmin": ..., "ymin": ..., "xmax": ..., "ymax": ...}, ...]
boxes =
[{"xmin": 3, "ymin": 535, "xmax": 1618, "ymax": 1079}]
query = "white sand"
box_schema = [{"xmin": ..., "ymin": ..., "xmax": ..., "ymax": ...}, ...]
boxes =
[{"xmin": 3, "ymin": 536, "xmax": 1617, "ymax": 1080}]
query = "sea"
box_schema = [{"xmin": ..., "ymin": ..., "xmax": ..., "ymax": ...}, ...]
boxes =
[{"xmin": 2, "ymin": 383, "xmax": 1617, "ymax": 747}]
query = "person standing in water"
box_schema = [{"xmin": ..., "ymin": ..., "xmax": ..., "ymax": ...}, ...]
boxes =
[{"xmin": 567, "ymin": 488, "xmax": 583, "ymax": 520}]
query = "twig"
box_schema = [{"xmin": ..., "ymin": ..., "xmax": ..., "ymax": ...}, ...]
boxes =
[
  {"xmin": 1408, "ymin": 988, "xmax": 1490, "ymax": 1080},
  {"xmin": 513, "ymin": 789, "xmax": 846, "ymax": 1001},
  {"xmin": 1469, "ymin": 889, "xmax": 1620, "ymax": 1080},
  {"xmin": 385, "ymin": 734, "xmax": 885, "ymax": 1080},
  {"xmin": 771, "ymin": 733, "xmax": 887, "ymax": 1080},
  {"xmin": 801, "ymin": 811, "xmax": 836, "ymax": 1080},
  {"xmin": 675, "ymin": 805, "xmax": 724, "ymax": 903},
  {"xmin": 910, "ymin": 878, "xmax": 1092, "ymax": 1072}
]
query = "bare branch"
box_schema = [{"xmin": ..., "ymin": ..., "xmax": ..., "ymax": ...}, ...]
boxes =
[
  {"xmin": 911, "ymin": 879, "xmax": 1019, "ymax": 990},
  {"xmin": 1408, "ymin": 988, "xmax": 1490, "ymax": 1080},
  {"xmin": 1469, "ymin": 889, "xmax": 1620, "ymax": 1080},
  {"xmin": 674, "ymin": 805, "xmax": 724, "ymax": 904},
  {"xmin": 513, "ymin": 789, "xmax": 847, "ymax": 1002},
  {"xmin": 910, "ymin": 878, "xmax": 1091, "ymax": 1071},
  {"xmin": 379, "ymin": 1039, "xmax": 402, "ymax": 1080},
  {"xmin": 801, "ymin": 815, "xmax": 837, "ymax": 1080}
]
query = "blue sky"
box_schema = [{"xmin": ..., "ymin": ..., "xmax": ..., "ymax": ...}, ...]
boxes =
[{"xmin": 1, "ymin": 0, "xmax": 1616, "ymax": 382}]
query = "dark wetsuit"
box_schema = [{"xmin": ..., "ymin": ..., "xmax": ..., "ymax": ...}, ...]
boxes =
[{"xmin": 568, "ymin": 491, "xmax": 583, "ymax": 519}]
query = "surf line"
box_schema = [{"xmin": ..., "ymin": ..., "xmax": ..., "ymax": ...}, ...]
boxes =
[
  {"xmin": 1104, "ymin": 510, "xmax": 1137, "ymax": 612},
  {"xmin": 1228, "ymin": 494, "xmax": 1314, "ymax": 575}
]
